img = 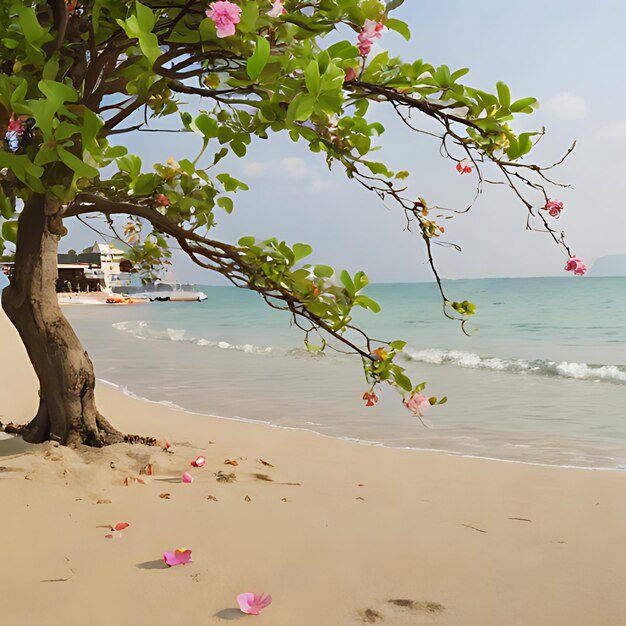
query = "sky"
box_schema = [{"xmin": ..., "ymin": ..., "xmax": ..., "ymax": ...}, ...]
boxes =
[{"xmin": 62, "ymin": 0, "xmax": 626, "ymax": 284}]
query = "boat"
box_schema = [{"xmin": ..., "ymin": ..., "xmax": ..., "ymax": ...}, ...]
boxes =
[
  {"xmin": 131, "ymin": 267, "xmax": 208, "ymax": 302},
  {"xmin": 131, "ymin": 288, "xmax": 208, "ymax": 302}
]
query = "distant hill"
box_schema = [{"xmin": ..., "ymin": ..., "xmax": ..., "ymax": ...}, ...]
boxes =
[{"xmin": 588, "ymin": 255, "xmax": 626, "ymax": 277}]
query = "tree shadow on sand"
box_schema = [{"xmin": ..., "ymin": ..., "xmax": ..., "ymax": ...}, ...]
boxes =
[
  {"xmin": 214, "ymin": 608, "xmax": 245, "ymax": 621},
  {"xmin": 0, "ymin": 435, "xmax": 31, "ymax": 458}
]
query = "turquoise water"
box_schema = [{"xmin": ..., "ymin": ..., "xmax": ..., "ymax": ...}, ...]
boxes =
[{"xmin": 60, "ymin": 277, "xmax": 626, "ymax": 468}]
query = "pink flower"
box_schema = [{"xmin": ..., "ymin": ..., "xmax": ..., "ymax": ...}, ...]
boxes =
[
  {"xmin": 7, "ymin": 115, "xmax": 25, "ymax": 135},
  {"xmin": 456, "ymin": 158, "xmax": 472, "ymax": 175},
  {"xmin": 237, "ymin": 592, "xmax": 273, "ymax": 615},
  {"xmin": 163, "ymin": 439, "xmax": 171, "ymax": 451},
  {"xmin": 357, "ymin": 20, "xmax": 384, "ymax": 57},
  {"xmin": 206, "ymin": 1, "xmax": 242, "ymax": 38},
  {"xmin": 565, "ymin": 256, "xmax": 587, "ymax": 276},
  {"xmin": 191, "ymin": 456, "xmax": 206, "ymax": 468},
  {"xmin": 405, "ymin": 393, "xmax": 430, "ymax": 416},
  {"xmin": 266, "ymin": 0, "xmax": 286, "ymax": 17},
  {"xmin": 543, "ymin": 199, "xmax": 563, "ymax": 218},
  {"xmin": 156, "ymin": 194, "xmax": 169, "ymax": 207},
  {"xmin": 362, "ymin": 390, "xmax": 379, "ymax": 407},
  {"xmin": 182, "ymin": 471, "xmax": 194, "ymax": 483},
  {"xmin": 163, "ymin": 549, "xmax": 193, "ymax": 567},
  {"xmin": 114, "ymin": 522, "xmax": 130, "ymax": 531},
  {"xmin": 344, "ymin": 67, "xmax": 358, "ymax": 82}
]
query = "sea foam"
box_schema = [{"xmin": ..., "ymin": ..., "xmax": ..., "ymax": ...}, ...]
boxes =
[{"xmin": 404, "ymin": 348, "xmax": 626, "ymax": 385}]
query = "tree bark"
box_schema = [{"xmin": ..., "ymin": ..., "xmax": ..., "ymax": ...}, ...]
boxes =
[{"xmin": 1, "ymin": 193, "xmax": 122, "ymax": 446}]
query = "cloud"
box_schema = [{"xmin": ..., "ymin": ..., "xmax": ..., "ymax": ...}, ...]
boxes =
[
  {"xmin": 237, "ymin": 157, "xmax": 336, "ymax": 192},
  {"xmin": 543, "ymin": 92, "xmax": 588, "ymax": 119},
  {"xmin": 242, "ymin": 161, "xmax": 271, "ymax": 177},
  {"xmin": 280, "ymin": 157, "xmax": 309, "ymax": 180},
  {"xmin": 598, "ymin": 124, "xmax": 626, "ymax": 143}
]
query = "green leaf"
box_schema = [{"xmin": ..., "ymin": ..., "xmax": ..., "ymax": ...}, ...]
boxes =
[
  {"xmin": 135, "ymin": 2, "xmax": 156, "ymax": 32},
  {"xmin": 326, "ymin": 40, "xmax": 359, "ymax": 60},
  {"xmin": 104, "ymin": 145, "xmax": 128, "ymax": 159},
  {"xmin": 133, "ymin": 173, "xmax": 158, "ymax": 196},
  {"xmin": 355, "ymin": 294, "xmax": 381, "ymax": 312},
  {"xmin": 293, "ymin": 243, "xmax": 313, "ymax": 261},
  {"xmin": 288, "ymin": 93, "xmax": 315, "ymax": 122},
  {"xmin": 217, "ymin": 173, "xmax": 248, "ymax": 191},
  {"xmin": 238, "ymin": 236, "xmax": 255, "ymax": 247},
  {"xmin": 517, "ymin": 132, "xmax": 533, "ymax": 156},
  {"xmin": 314, "ymin": 264, "xmax": 334, "ymax": 278},
  {"xmin": 247, "ymin": 36, "xmax": 270, "ymax": 81},
  {"xmin": 364, "ymin": 161, "xmax": 392, "ymax": 177},
  {"xmin": 385, "ymin": 18, "xmax": 411, "ymax": 41},
  {"xmin": 394, "ymin": 372, "xmax": 412, "ymax": 392},
  {"xmin": 217, "ymin": 196, "xmax": 234, "ymax": 214},
  {"xmin": 138, "ymin": 32, "xmax": 161, "ymax": 64},
  {"xmin": 239, "ymin": 1, "xmax": 259, "ymax": 33},
  {"xmin": 304, "ymin": 60, "xmax": 320, "ymax": 96},
  {"xmin": 38, "ymin": 79, "xmax": 78, "ymax": 104},
  {"xmin": 58, "ymin": 147, "xmax": 99, "ymax": 179},
  {"xmin": 340, "ymin": 269, "xmax": 355, "ymax": 295},
  {"xmin": 386, "ymin": 0, "xmax": 406, "ymax": 11},
  {"xmin": 389, "ymin": 340, "xmax": 406, "ymax": 350},
  {"xmin": 510, "ymin": 97, "xmax": 537, "ymax": 113},
  {"xmin": 1, "ymin": 221, "xmax": 18, "ymax": 245},
  {"xmin": 17, "ymin": 6, "xmax": 45, "ymax": 44},
  {"xmin": 0, "ymin": 192, "xmax": 13, "ymax": 219},
  {"xmin": 450, "ymin": 67, "xmax": 470, "ymax": 82},
  {"xmin": 42, "ymin": 57, "xmax": 59, "ymax": 81},
  {"xmin": 10, "ymin": 79, "xmax": 28, "ymax": 108},
  {"xmin": 193, "ymin": 113, "xmax": 218, "ymax": 138},
  {"xmin": 496, "ymin": 81, "xmax": 511, "ymax": 108}
]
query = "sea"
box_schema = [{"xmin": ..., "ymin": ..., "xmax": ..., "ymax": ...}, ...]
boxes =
[{"xmin": 58, "ymin": 277, "xmax": 626, "ymax": 470}]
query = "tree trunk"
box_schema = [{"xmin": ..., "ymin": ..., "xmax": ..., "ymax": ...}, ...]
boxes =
[{"xmin": 1, "ymin": 193, "xmax": 122, "ymax": 446}]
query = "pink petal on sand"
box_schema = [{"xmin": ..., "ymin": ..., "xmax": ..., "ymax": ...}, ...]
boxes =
[
  {"xmin": 174, "ymin": 549, "xmax": 192, "ymax": 564},
  {"xmin": 182, "ymin": 471, "xmax": 194, "ymax": 483},
  {"xmin": 104, "ymin": 534, "xmax": 113, "ymax": 539},
  {"xmin": 191, "ymin": 456, "xmax": 206, "ymax": 468},
  {"xmin": 237, "ymin": 592, "xmax": 273, "ymax": 615},
  {"xmin": 163, "ymin": 549, "xmax": 192, "ymax": 566},
  {"xmin": 114, "ymin": 522, "xmax": 130, "ymax": 531}
]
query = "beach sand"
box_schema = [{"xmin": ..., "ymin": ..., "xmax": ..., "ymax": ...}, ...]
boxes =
[{"xmin": 1, "ymin": 309, "xmax": 626, "ymax": 626}]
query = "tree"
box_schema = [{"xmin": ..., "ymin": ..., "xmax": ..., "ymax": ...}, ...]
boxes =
[{"xmin": 0, "ymin": 0, "xmax": 580, "ymax": 446}]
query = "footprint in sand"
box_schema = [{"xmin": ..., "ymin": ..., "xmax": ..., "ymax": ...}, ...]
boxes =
[
  {"xmin": 359, "ymin": 599, "xmax": 445, "ymax": 624},
  {"xmin": 360, "ymin": 608, "xmax": 383, "ymax": 623}
]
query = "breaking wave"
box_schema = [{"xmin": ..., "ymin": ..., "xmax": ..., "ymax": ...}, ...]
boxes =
[
  {"xmin": 112, "ymin": 321, "xmax": 626, "ymax": 385},
  {"xmin": 112, "ymin": 320, "xmax": 278, "ymax": 355},
  {"xmin": 404, "ymin": 348, "xmax": 626, "ymax": 385}
]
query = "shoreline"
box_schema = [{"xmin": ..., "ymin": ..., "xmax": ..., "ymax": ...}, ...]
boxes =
[
  {"xmin": 98, "ymin": 377, "xmax": 626, "ymax": 473},
  {"xmin": 3, "ymin": 311, "xmax": 626, "ymax": 624}
]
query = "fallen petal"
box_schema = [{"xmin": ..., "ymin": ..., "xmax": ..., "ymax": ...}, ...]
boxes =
[
  {"xmin": 191, "ymin": 456, "xmax": 206, "ymax": 468},
  {"xmin": 182, "ymin": 471, "xmax": 194, "ymax": 483},
  {"xmin": 237, "ymin": 592, "xmax": 272, "ymax": 615},
  {"xmin": 174, "ymin": 549, "xmax": 192, "ymax": 565},
  {"xmin": 237, "ymin": 593, "xmax": 256, "ymax": 614},
  {"xmin": 163, "ymin": 551, "xmax": 178, "ymax": 566},
  {"xmin": 114, "ymin": 522, "xmax": 130, "ymax": 532},
  {"xmin": 163, "ymin": 548, "xmax": 193, "ymax": 566}
]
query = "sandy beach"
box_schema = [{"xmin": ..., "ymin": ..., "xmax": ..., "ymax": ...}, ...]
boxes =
[{"xmin": 1, "ymin": 309, "xmax": 626, "ymax": 626}]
